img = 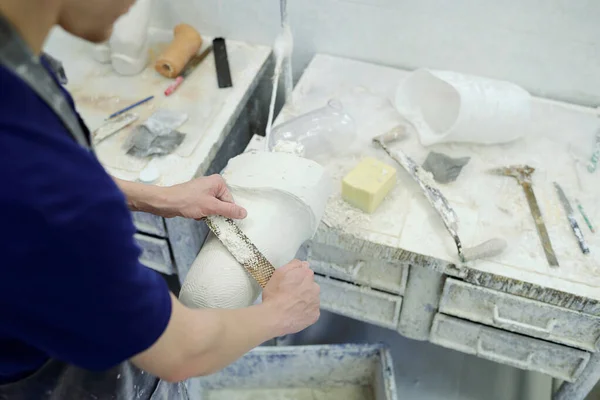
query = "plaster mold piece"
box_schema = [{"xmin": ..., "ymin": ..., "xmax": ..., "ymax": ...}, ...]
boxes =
[
  {"xmin": 109, "ymin": 0, "xmax": 154, "ymax": 76},
  {"xmin": 395, "ymin": 69, "xmax": 531, "ymax": 146},
  {"xmin": 179, "ymin": 151, "xmax": 332, "ymax": 309}
]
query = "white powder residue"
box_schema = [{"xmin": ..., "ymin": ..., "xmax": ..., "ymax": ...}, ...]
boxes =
[
  {"xmin": 415, "ymin": 166, "xmax": 435, "ymax": 186},
  {"xmin": 181, "ymin": 151, "xmax": 332, "ymax": 310},
  {"xmin": 323, "ymin": 196, "xmax": 372, "ymax": 233},
  {"xmin": 272, "ymin": 139, "xmax": 306, "ymax": 157},
  {"xmin": 207, "ymin": 215, "xmax": 256, "ymax": 265}
]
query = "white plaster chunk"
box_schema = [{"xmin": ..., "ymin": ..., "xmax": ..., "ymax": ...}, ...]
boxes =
[{"xmin": 179, "ymin": 151, "xmax": 332, "ymax": 309}]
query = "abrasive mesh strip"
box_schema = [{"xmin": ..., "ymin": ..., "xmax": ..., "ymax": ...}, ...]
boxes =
[{"xmin": 204, "ymin": 216, "xmax": 275, "ymax": 288}]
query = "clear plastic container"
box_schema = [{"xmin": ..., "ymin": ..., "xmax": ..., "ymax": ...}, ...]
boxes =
[{"xmin": 268, "ymin": 99, "xmax": 356, "ymax": 162}]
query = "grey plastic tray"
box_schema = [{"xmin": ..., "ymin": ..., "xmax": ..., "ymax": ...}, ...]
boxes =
[{"xmin": 194, "ymin": 344, "xmax": 398, "ymax": 399}]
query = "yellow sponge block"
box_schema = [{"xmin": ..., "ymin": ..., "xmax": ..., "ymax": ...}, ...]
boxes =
[{"xmin": 342, "ymin": 157, "xmax": 397, "ymax": 213}]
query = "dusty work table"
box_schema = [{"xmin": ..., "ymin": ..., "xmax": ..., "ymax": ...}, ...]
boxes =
[
  {"xmin": 274, "ymin": 54, "xmax": 600, "ymax": 400},
  {"xmin": 44, "ymin": 28, "xmax": 273, "ymax": 283}
]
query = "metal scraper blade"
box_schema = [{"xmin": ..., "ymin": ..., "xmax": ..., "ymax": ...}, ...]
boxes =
[
  {"xmin": 93, "ymin": 112, "xmax": 138, "ymax": 144},
  {"xmin": 204, "ymin": 215, "xmax": 275, "ymax": 288}
]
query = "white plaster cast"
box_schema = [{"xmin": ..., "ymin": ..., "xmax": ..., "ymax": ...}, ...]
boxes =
[
  {"xmin": 179, "ymin": 151, "xmax": 332, "ymax": 309},
  {"xmin": 108, "ymin": 0, "xmax": 154, "ymax": 76},
  {"xmin": 395, "ymin": 69, "xmax": 532, "ymax": 146}
]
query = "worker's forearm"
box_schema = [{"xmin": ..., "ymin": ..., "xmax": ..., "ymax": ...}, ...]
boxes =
[
  {"xmin": 132, "ymin": 294, "xmax": 281, "ymax": 382},
  {"xmin": 112, "ymin": 177, "xmax": 170, "ymax": 215},
  {"xmin": 178, "ymin": 301, "xmax": 280, "ymax": 379}
]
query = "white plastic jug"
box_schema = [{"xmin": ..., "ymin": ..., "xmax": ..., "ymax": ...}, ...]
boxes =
[
  {"xmin": 395, "ymin": 69, "xmax": 532, "ymax": 146},
  {"xmin": 109, "ymin": 0, "xmax": 154, "ymax": 75}
]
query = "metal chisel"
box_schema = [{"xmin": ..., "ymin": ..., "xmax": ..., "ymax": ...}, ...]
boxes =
[
  {"xmin": 489, "ymin": 165, "xmax": 559, "ymax": 267},
  {"xmin": 554, "ymin": 182, "xmax": 590, "ymax": 255}
]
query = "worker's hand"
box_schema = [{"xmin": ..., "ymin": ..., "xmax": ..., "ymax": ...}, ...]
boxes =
[
  {"xmin": 262, "ymin": 260, "xmax": 320, "ymax": 336},
  {"xmin": 164, "ymin": 175, "xmax": 247, "ymax": 220}
]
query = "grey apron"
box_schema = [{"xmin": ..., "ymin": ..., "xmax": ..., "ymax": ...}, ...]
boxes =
[{"xmin": 0, "ymin": 14, "xmax": 190, "ymax": 400}]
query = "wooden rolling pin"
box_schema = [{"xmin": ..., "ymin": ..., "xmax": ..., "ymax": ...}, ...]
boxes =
[{"xmin": 155, "ymin": 24, "xmax": 203, "ymax": 78}]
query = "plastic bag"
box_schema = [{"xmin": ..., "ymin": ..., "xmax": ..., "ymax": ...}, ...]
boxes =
[{"xmin": 268, "ymin": 99, "xmax": 356, "ymax": 162}]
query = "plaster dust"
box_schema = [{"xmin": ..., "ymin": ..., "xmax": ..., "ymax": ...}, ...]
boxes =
[
  {"xmin": 180, "ymin": 152, "xmax": 331, "ymax": 309},
  {"xmin": 206, "ymin": 385, "xmax": 374, "ymax": 400},
  {"xmin": 207, "ymin": 215, "xmax": 255, "ymax": 265},
  {"xmin": 272, "ymin": 139, "xmax": 306, "ymax": 157}
]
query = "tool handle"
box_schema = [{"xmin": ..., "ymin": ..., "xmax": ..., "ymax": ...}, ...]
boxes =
[
  {"xmin": 522, "ymin": 182, "xmax": 559, "ymax": 266},
  {"xmin": 213, "ymin": 38, "xmax": 232, "ymax": 88},
  {"xmin": 164, "ymin": 76, "xmax": 184, "ymax": 96},
  {"xmin": 568, "ymin": 215, "xmax": 590, "ymax": 254}
]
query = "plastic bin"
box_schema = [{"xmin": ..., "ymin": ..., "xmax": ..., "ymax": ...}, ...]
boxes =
[{"xmin": 194, "ymin": 344, "xmax": 397, "ymax": 399}]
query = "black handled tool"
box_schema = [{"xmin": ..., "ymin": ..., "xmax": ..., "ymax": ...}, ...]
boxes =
[{"xmin": 213, "ymin": 38, "xmax": 232, "ymax": 88}]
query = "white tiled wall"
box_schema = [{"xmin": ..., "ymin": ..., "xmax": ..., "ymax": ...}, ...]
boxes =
[{"xmin": 152, "ymin": 0, "xmax": 600, "ymax": 106}]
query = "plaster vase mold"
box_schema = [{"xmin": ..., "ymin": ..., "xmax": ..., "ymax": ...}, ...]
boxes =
[{"xmin": 180, "ymin": 151, "xmax": 332, "ymax": 309}]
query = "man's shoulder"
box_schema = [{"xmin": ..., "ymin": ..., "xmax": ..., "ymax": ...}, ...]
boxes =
[
  {"xmin": 0, "ymin": 64, "xmax": 78, "ymax": 146},
  {"xmin": 0, "ymin": 66, "xmax": 122, "ymax": 219}
]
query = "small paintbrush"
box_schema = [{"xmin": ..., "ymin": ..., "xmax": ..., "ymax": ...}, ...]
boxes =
[{"xmin": 107, "ymin": 96, "xmax": 154, "ymax": 120}]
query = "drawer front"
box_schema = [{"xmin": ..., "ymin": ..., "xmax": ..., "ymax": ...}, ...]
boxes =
[
  {"xmin": 135, "ymin": 234, "xmax": 175, "ymax": 275},
  {"xmin": 308, "ymin": 242, "xmax": 408, "ymax": 295},
  {"xmin": 132, "ymin": 212, "xmax": 167, "ymax": 237},
  {"xmin": 440, "ymin": 279, "xmax": 600, "ymax": 351},
  {"xmin": 315, "ymin": 275, "xmax": 402, "ymax": 329},
  {"xmin": 430, "ymin": 314, "xmax": 589, "ymax": 382}
]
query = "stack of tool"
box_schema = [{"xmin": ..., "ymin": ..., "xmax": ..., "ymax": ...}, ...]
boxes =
[{"xmin": 92, "ymin": 23, "xmax": 235, "ymax": 158}]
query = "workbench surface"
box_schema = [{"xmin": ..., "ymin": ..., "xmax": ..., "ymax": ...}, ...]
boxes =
[
  {"xmin": 275, "ymin": 54, "xmax": 600, "ymax": 301},
  {"xmin": 45, "ymin": 27, "xmax": 271, "ymax": 187}
]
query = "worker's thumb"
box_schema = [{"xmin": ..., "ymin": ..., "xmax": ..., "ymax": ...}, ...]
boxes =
[{"xmin": 210, "ymin": 199, "xmax": 247, "ymax": 219}]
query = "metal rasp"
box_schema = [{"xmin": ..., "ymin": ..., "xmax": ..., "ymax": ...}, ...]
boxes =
[
  {"xmin": 204, "ymin": 215, "xmax": 275, "ymax": 288},
  {"xmin": 373, "ymin": 127, "xmax": 507, "ymax": 263},
  {"xmin": 489, "ymin": 165, "xmax": 559, "ymax": 267},
  {"xmin": 92, "ymin": 112, "xmax": 138, "ymax": 144},
  {"xmin": 554, "ymin": 182, "xmax": 590, "ymax": 255}
]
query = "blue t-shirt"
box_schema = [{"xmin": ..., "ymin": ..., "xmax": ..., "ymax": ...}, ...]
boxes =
[{"xmin": 0, "ymin": 60, "xmax": 172, "ymax": 383}]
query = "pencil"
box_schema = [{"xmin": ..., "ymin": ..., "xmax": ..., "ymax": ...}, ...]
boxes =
[{"xmin": 107, "ymin": 95, "xmax": 154, "ymax": 120}]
